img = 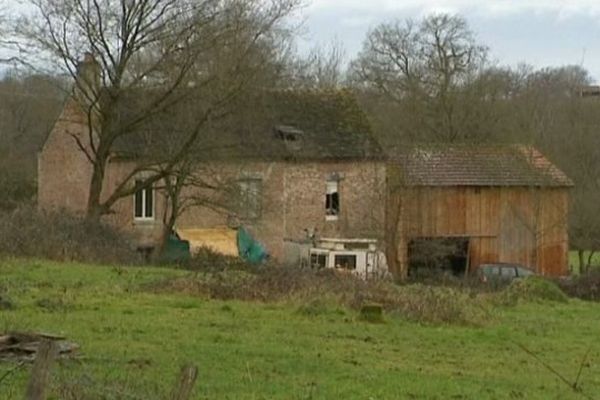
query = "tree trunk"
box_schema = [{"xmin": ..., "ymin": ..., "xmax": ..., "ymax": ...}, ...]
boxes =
[
  {"xmin": 586, "ymin": 250, "xmax": 595, "ymax": 273},
  {"xmin": 85, "ymin": 146, "xmax": 109, "ymax": 220},
  {"xmin": 155, "ymin": 176, "xmax": 181, "ymax": 261},
  {"xmin": 578, "ymin": 249, "xmax": 585, "ymax": 274},
  {"xmin": 155, "ymin": 211, "xmax": 177, "ymax": 261}
]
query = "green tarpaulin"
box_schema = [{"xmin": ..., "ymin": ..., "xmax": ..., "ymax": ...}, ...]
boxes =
[{"xmin": 237, "ymin": 227, "xmax": 268, "ymax": 264}]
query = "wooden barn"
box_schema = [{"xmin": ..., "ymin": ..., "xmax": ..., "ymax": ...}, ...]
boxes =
[{"xmin": 387, "ymin": 146, "xmax": 573, "ymax": 277}]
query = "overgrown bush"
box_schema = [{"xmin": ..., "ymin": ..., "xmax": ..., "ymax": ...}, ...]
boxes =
[
  {"xmin": 407, "ymin": 270, "xmax": 500, "ymax": 293},
  {"xmin": 0, "ymin": 206, "xmax": 139, "ymax": 265},
  {"xmin": 0, "ymin": 170, "xmax": 36, "ymax": 211},
  {"xmin": 498, "ymin": 277, "xmax": 568, "ymax": 305},
  {"xmin": 149, "ymin": 266, "xmax": 490, "ymax": 326},
  {"xmin": 176, "ymin": 246, "xmax": 252, "ymax": 272},
  {"xmin": 558, "ymin": 270, "xmax": 600, "ymax": 301}
]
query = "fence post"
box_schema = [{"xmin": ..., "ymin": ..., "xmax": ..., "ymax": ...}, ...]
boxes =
[
  {"xmin": 170, "ymin": 364, "xmax": 198, "ymax": 400},
  {"xmin": 25, "ymin": 340, "xmax": 57, "ymax": 400}
]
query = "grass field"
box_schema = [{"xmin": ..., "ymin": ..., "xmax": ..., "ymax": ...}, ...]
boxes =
[{"xmin": 1, "ymin": 259, "xmax": 600, "ymax": 399}]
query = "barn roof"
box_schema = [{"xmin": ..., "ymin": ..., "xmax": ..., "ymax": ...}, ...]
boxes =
[
  {"xmin": 112, "ymin": 89, "xmax": 383, "ymax": 162},
  {"xmin": 391, "ymin": 145, "xmax": 573, "ymax": 187}
]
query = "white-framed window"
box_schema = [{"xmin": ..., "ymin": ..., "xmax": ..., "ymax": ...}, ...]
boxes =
[
  {"xmin": 310, "ymin": 252, "xmax": 328, "ymax": 269},
  {"xmin": 134, "ymin": 179, "xmax": 154, "ymax": 220},
  {"xmin": 325, "ymin": 180, "xmax": 339, "ymax": 220}
]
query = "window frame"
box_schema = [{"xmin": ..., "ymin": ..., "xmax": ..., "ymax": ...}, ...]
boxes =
[
  {"xmin": 238, "ymin": 177, "xmax": 263, "ymax": 221},
  {"xmin": 133, "ymin": 179, "xmax": 155, "ymax": 221}
]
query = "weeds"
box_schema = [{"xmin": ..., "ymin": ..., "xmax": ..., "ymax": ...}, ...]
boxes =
[
  {"xmin": 174, "ymin": 246, "xmax": 252, "ymax": 272},
  {"xmin": 558, "ymin": 270, "xmax": 600, "ymax": 301},
  {"xmin": 149, "ymin": 267, "xmax": 491, "ymax": 326}
]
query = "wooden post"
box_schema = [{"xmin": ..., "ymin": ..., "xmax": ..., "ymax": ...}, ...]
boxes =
[
  {"xmin": 170, "ymin": 364, "xmax": 198, "ymax": 400},
  {"xmin": 464, "ymin": 239, "xmax": 471, "ymax": 277},
  {"xmin": 25, "ymin": 340, "xmax": 57, "ymax": 400}
]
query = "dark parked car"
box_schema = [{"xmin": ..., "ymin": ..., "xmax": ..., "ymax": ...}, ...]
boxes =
[{"xmin": 476, "ymin": 263, "xmax": 535, "ymax": 283}]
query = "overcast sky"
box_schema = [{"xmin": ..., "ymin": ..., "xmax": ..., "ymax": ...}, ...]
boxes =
[
  {"xmin": 3, "ymin": 0, "xmax": 600, "ymax": 81},
  {"xmin": 299, "ymin": 0, "xmax": 600, "ymax": 82}
]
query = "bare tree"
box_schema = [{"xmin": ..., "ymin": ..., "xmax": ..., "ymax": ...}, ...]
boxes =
[
  {"xmin": 0, "ymin": 73, "xmax": 65, "ymax": 210},
  {"xmin": 10, "ymin": 0, "xmax": 300, "ymax": 219},
  {"xmin": 285, "ymin": 39, "xmax": 346, "ymax": 88},
  {"xmin": 506, "ymin": 65, "xmax": 600, "ymax": 272},
  {"xmin": 350, "ymin": 14, "xmax": 490, "ymax": 143}
]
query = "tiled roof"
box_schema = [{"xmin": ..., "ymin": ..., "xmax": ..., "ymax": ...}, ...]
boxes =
[
  {"xmin": 112, "ymin": 89, "xmax": 383, "ymax": 161},
  {"xmin": 391, "ymin": 145, "xmax": 573, "ymax": 187}
]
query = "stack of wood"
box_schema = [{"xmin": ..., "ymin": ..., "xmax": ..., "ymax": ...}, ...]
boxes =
[{"xmin": 0, "ymin": 332, "xmax": 78, "ymax": 362}]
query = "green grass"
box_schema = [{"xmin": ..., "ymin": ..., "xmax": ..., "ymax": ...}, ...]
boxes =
[{"xmin": 1, "ymin": 259, "xmax": 600, "ymax": 399}]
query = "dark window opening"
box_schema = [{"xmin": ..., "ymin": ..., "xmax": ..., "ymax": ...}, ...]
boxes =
[
  {"xmin": 134, "ymin": 180, "xmax": 154, "ymax": 219},
  {"xmin": 311, "ymin": 253, "xmax": 327, "ymax": 269},
  {"xmin": 408, "ymin": 237, "xmax": 469, "ymax": 278},
  {"xmin": 334, "ymin": 254, "xmax": 356, "ymax": 270},
  {"xmin": 134, "ymin": 187, "xmax": 143, "ymax": 218},
  {"xmin": 325, "ymin": 180, "xmax": 340, "ymax": 217}
]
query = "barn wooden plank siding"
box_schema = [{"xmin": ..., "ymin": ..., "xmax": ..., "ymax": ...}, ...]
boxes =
[
  {"xmin": 388, "ymin": 146, "xmax": 573, "ymax": 277},
  {"xmin": 392, "ymin": 186, "xmax": 569, "ymax": 275}
]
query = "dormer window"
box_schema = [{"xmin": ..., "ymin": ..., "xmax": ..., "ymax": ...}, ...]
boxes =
[
  {"xmin": 274, "ymin": 125, "xmax": 303, "ymax": 141},
  {"xmin": 274, "ymin": 125, "xmax": 304, "ymax": 151},
  {"xmin": 134, "ymin": 179, "xmax": 154, "ymax": 220}
]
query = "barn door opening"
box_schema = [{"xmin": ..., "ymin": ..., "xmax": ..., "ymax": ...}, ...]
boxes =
[{"xmin": 408, "ymin": 237, "xmax": 470, "ymax": 278}]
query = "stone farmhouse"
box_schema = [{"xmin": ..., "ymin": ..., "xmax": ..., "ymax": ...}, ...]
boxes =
[{"xmin": 38, "ymin": 56, "xmax": 573, "ymax": 278}]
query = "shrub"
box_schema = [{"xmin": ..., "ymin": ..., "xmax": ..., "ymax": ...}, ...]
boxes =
[
  {"xmin": 0, "ymin": 206, "xmax": 139, "ymax": 265},
  {"xmin": 177, "ymin": 246, "xmax": 252, "ymax": 272},
  {"xmin": 297, "ymin": 297, "xmax": 346, "ymax": 318},
  {"xmin": 149, "ymin": 267, "xmax": 490, "ymax": 326},
  {"xmin": 499, "ymin": 277, "xmax": 568, "ymax": 304},
  {"xmin": 407, "ymin": 271, "xmax": 498, "ymax": 293},
  {"xmin": 0, "ymin": 164, "xmax": 36, "ymax": 211},
  {"xmin": 558, "ymin": 270, "xmax": 600, "ymax": 301}
]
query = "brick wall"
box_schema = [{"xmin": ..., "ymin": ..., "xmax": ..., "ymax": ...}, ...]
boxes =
[
  {"xmin": 175, "ymin": 160, "xmax": 387, "ymax": 260},
  {"xmin": 38, "ymin": 99, "xmax": 93, "ymax": 214}
]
